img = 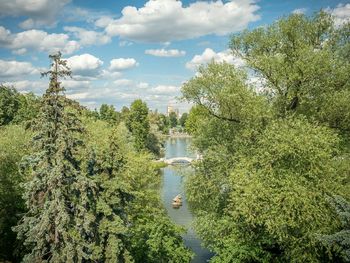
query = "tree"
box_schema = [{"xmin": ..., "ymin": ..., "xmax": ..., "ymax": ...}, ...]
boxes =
[
  {"xmin": 91, "ymin": 123, "xmax": 133, "ymax": 262},
  {"xmin": 184, "ymin": 63, "xmax": 348, "ymax": 262},
  {"xmin": 320, "ymin": 195, "xmax": 350, "ymax": 262},
  {"xmin": 158, "ymin": 113, "xmax": 169, "ymax": 134},
  {"xmin": 83, "ymin": 118, "xmax": 191, "ymax": 262},
  {"xmin": 223, "ymin": 118, "xmax": 342, "ymax": 262},
  {"xmin": 0, "ymin": 125, "xmax": 31, "ymax": 262},
  {"xmin": 0, "ymin": 87, "xmax": 40, "ymax": 126},
  {"xmin": 0, "ymin": 85, "xmax": 20, "ymax": 126},
  {"xmin": 169, "ymin": 112, "xmax": 178, "ymax": 128},
  {"xmin": 179, "ymin": 113, "xmax": 188, "ymax": 127},
  {"xmin": 126, "ymin": 99, "xmax": 150, "ymax": 152},
  {"xmin": 145, "ymin": 133, "xmax": 162, "ymax": 157},
  {"xmin": 124, "ymin": 153, "xmax": 193, "ymax": 262},
  {"xmin": 13, "ymin": 92, "xmax": 40, "ymax": 124},
  {"xmin": 230, "ymin": 12, "xmax": 350, "ymax": 131},
  {"xmin": 99, "ymin": 104, "xmax": 120, "ymax": 124},
  {"xmin": 120, "ymin": 106, "xmax": 130, "ymax": 122},
  {"xmin": 182, "ymin": 11, "xmax": 350, "ymax": 261},
  {"xmin": 14, "ymin": 52, "xmax": 97, "ymax": 262}
]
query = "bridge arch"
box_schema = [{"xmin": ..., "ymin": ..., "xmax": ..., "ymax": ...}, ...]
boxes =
[{"xmin": 164, "ymin": 157, "xmax": 194, "ymax": 165}]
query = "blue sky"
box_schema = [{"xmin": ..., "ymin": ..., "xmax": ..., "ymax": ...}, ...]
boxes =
[{"xmin": 0, "ymin": 0, "xmax": 349, "ymax": 113}]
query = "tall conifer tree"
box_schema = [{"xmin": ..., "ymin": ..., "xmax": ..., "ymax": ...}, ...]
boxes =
[{"xmin": 14, "ymin": 52, "xmax": 97, "ymax": 262}]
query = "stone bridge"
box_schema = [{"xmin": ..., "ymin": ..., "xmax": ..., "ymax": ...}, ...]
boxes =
[{"xmin": 163, "ymin": 157, "xmax": 195, "ymax": 165}]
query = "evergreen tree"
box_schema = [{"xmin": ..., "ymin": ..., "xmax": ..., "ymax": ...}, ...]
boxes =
[
  {"xmin": 14, "ymin": 52, "xmax": 97, "ymax": 262},
  {"xmin": 320, "ymin": 195, "xmax": 350, "ymax": 262}
]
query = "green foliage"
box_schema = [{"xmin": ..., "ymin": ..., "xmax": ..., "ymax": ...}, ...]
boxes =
[
  {"xmin": 182, "ymin": 12, "xmax": 350, "ymax": 262},
  {"xmin": 13, "ymin": 92, "xmax": 41, "ymax": 124},
  {"xmin": 0, "ymin": 85, "xmax": 20, "ymax": 126},
  {"xmin": 169, "ymin": 112, "xmax": 178, "ymax": 128},
  {"xmin": 0, "ymin": 86, "xmax": 40, "ymax": 126},
  {"xmin": 157, "ymin": 113, "xmax": 170, "ymax": 134},
  {"xmin": 182, "ymin": 63, "xmax": 271, "ymax": 152},
  {"xmin": 120, "ymin": 106, "xmax": 130, "ymax": 122},
  {"xmin": 99, "ymin": 103, "xmax": 120, "ymax": 124},
  {"xmin": 125, "ymin": 100, "xmax": 162, "ymax": 157},
  {"xmin": 88, "ymin": 123, "xmax": 134, "ymax": 262},
  {"xmin": 320, "ymin": 195, "xmax": 350, "ymax": 262},
  {"xmin": 82, "ymin": 117, "xmax": 190, "ymax": 262},
  {"xmin": 146, "ymin": 133, "xmax": 162, "ymax": 157},
  {"xmin": 182, "ymin": 63, "xmax": 271, "ymax": 127},
  {"xmin": 14, "ymin": 53, "xmax": 98, "ymax": 262},
  {"xmin": 225, "ymin": 118, "xmax": 342, "ymax": 262},
  {"xmin": 126, "ymin": 99, "xmax": 150, "ymax": 152},
  {"xmin": 124, "ymin": 153, "xmax": 193, "ymax": 263},
  {"xmin": 179, "ymin": 113, "xmax": 188, "ymax": 127},
  {"xmin": 230, "ymin": 12, "xmax": 350, "ymax": 131},
  {"xmin": 0, "ymin": 125, "xmax": 31, "ymax": 262}
]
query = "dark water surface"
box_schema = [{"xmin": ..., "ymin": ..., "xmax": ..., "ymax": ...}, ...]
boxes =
[{"xmin": 161, "ymin": 137, "xmax": 213, "ymax": 263}]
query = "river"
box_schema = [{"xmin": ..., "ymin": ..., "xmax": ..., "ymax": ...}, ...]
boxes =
[{"xmin": 160, "ymin": 137, "xmax": 213, "ymax": 262}]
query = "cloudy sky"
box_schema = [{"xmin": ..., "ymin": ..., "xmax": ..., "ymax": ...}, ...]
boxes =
[{"xmin": 0, "ymin": 0, "xmax": 349, "ymax": 113}]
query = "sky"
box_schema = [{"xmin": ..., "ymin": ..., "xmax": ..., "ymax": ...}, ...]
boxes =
[{"xmin": 0, "ymin": 0, "xmax": 349, "ymax": 113}]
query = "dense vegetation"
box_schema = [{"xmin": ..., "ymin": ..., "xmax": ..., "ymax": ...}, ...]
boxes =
[
  {"xmin": 1, "ymin": 10, "xmax": 349, "ymax": 263},
  {"xmin": 183, "ymin": 11, "xmax": 350, "ymax": 262},
  {"xmin": 0, "ymin": 53, "xmax": 192, "ymax": 262}
]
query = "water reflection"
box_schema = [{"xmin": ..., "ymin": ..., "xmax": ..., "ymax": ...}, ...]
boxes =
[{"xmin": 161, "ymin": 137, "xmax": 213, "ymax": 263}]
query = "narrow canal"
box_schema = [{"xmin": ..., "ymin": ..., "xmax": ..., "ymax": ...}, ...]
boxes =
[{"xmin": 160, "ymin": 137, "xmax": 213, "ymax": 262}]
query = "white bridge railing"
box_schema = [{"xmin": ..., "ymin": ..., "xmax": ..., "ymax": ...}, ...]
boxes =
[{"xmin": 162, "ymin": 155, "xmax": 202, "ymax": 165}]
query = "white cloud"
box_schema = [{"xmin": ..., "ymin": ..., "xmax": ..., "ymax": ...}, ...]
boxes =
[
  {"xmin": 73, "ymin": 81, "xmax": 184, "ymax": 112},
  {"xmin": 3, "ymin": 80, "xmax": 47, "ymax": 93},
  {"xmin": 100, "ymin": 70, "xmax": 123, "ymax": 79},
  {"xmin": 64, "ymin": 26, "xmax": 111, "ymax": 46},
  {"xmin": 0, "ymin": 27, "xmax": 14, "ymax": 46},
  {"xmin": 66, "ymin": 92, "xmax": 90, "ymax": 100},
  {"xmin": 150, "ymin": 85, "xmax": 180, "ymax": 94},
  {"xmin": 119, "ymin": 40, "xmax": 133, "ymax": 47},
  {"xmin": 0, "ymin": 59, "xmax": 38, "ymax": 78},
  {"xmin": 112, "ymin": 79, "xmax": 150, "ymax": 89},
  {"xmin": 109, "ymin": 58, "xmax": 139, "ymax": 71},
  {"xmin": 327, "ymin": 3, "xmax": 350, "ymax": 26},
  {"xmin": 66, "ymin": 54, "xmax": 103, "ymax": 77},
  {"xmin": 292, "ymin": 8, "xmax": 307, "ymax": 14},
  {"xmin": 137, "ymin": 82, "xmax": 149, "ymax": 89},
  {"xmin": 0, "ymin": 26, "xmax": 80, "ymax": 55},
  {"xmin": 62, "ymin": 80, "xmax": 91, "ymax": 90},
  {"xmin": 103, "ymin": 0, "xmax": 260, "ymax": 42},
  {"xmin": 186, "ymin": 48, "xmax": 245, "ymax": 70},
  {"xmin": 145, "ymin": 48, "xmax": 186, "ymax": 57},
  {"xmin": 95, "ymin": 16, "xmax": 115, "ymax": 28},
  {"xmin": 113, "ymin": 79, "xmax": 134, "ymax": 87},
  {"xmin": 0, "ymin": 0, "xmax": 71, "ymax": 29}
]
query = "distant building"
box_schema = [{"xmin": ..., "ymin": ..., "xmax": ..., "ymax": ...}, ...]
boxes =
[{"xmin": 167, "ymin": 105, "xmax": 179, "ymax": 117}]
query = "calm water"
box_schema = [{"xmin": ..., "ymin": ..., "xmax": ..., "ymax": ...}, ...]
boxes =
[{"xmin": 160, "ymin": 137, "xmax": 213, "ymax": 263}]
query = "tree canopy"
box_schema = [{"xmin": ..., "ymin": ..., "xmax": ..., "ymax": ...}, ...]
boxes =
[
  {"xmin": 182, "ymin": 11, "xmax": 350, "ymax": 263},
  {"xmin": 0, "ymin": 53, "xmax": 192, "ymax": 262}
]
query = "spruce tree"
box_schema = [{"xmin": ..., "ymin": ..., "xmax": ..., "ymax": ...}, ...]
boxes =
[{"xmin": 14, "ymin": 52, "xmax": 97, "ymax": 262}]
